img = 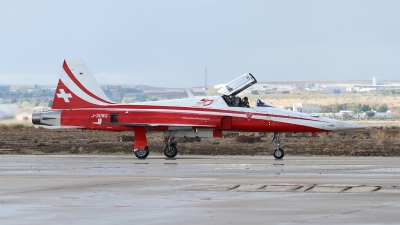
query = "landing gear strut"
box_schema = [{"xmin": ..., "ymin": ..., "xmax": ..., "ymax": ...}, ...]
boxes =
[
  {"xmin": 272, "ymin": 133, "xmax": 284, "ymax": 159},
  {"xmin": 133, "ymin": 127, "xmax": 149, "ymax": 159},
  {"xmin": 164, "ymin": 137, "xmax": 178, "ymax": 158},
  {"xmin": 135, "ymin": 146, "xmax": 149, "ymax": 159}
]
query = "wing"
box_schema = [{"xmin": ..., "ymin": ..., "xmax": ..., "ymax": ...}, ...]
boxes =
[{"xmin": 98, "ymin": 122, "xmax": 217, "ymax": 128}]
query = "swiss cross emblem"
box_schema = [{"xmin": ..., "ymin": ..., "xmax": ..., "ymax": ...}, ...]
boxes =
[
  {"xmin": 245, "ymin": 112, "xmax": 253, "ymax": 121},
  {"xmin": 199, "ymin": 98, "xmax": 214, "ymax": 106},
  {"xmin": 56, "ymin": 89, "xmax": 72, "ymax": 102}
]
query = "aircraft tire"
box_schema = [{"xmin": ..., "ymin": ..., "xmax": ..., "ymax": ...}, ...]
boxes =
[
  {"xmin": 163, "ymin": 144, "xmax": 178, "ymax": 158},
  {"xmin": 135, "ymin": 146, "xmax": 149, "ymax": 159},
  {"xmin": 273, "ymin": 148, "xmax": 284, "ymax": 159}
]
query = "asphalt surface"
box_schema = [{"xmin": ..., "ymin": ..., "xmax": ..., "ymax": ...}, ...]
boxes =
[{"xmin": 1, "ymin": 155, "xmax": 400, "ymax": 225}]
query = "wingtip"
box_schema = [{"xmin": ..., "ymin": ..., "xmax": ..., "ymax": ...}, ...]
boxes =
[{"xmin": 186, "ymin": 89, "xmax": 195, "ymax": 99}]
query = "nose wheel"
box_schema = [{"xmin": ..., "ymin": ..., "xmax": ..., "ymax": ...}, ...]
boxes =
[
  {"xmin": 272, "ymin": 133, "xmax": 284, "ymax": 159},
  {"xmin": 273, "ymin": 148, "xmax": 284, "ymax": 159},
  {"xmin": 135, "ymin": 146, "xmax": 149, "ymax": 159},
  {"xmin": 163, "ymin": 135, "xmax": 178, "ymax": 158}
]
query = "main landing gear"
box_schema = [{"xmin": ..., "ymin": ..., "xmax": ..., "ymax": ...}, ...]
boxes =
[
  {"xmin": 135, "ymin": 146, "xmax": 150, "ymax": 159},
  {"xmin": 272, "ymin": 133, "xmax": 284, "ymax": 159},
  {"xmin": 133, "ymin": 143, "xmax": 179, "ymax": 159}
]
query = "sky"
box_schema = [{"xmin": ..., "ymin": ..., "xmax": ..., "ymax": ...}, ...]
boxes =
[{"xmin": 0, "ymin": 0, "xmax": 400, "ymax": 88}]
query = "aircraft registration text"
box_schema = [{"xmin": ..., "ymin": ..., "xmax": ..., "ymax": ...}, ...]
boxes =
[{"xmin": 91, "ymin": 114, "xmax": 108, "ymax": 119}]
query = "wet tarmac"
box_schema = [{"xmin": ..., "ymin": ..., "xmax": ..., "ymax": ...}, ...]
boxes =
[{"xmin": 0, "ymin": 155, "xmax": 400, "ymax": 224}]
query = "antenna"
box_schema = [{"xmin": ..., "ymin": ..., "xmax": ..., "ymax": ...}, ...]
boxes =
[{"xmin": 205, "ymin": 67, "xmax": 207, "ymax": 91}]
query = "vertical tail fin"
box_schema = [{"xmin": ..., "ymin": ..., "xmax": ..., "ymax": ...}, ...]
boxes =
[{"xmin": 51, "ymin": 59, "xmax": 116, "ymax": 109}]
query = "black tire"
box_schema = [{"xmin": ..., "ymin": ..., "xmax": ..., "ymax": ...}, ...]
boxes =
[
  {"xmin": 273, "ymin": 148, "xmax": 284, "ymax": 159},
  {"xmin": 135, "ymin": 146, "xmax": 149, "ymax": 159},
  {"xmin": 163, "ymin": 144, "xmax": 178, "ymax": 158}
]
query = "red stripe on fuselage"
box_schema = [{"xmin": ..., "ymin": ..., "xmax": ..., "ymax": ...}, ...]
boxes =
[
  {"xmin": 60, "ymin": 109, "xmax": 329, "ymax": 133},
  {"xmin": 68, "ymin": 104, "xmax": 326, "ymax": 124},
  {"xmin": 64, "ymin": 106, "xmax": 329, "ymax": 131}
]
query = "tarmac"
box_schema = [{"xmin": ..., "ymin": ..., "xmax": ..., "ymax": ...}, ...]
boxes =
[{"xmin": 0, "ymin": 155, "xmax": 400, "ymax": 225}]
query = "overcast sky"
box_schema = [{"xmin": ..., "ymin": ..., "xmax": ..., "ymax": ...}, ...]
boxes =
[{"xmin": 1, "ymin": 0, "xmax": 399, "ymax": 87}]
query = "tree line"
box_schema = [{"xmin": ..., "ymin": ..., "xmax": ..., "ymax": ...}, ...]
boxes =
[
  {"xmin": 322, "ymin": 102, "xmax": 389, "ymax": 118},
  {"xmin": 0, "ymin": 85, "xmax": 55, "ymax": 99}
]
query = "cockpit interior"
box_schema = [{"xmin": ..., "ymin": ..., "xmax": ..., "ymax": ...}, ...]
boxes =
[{"xmin": 219, "ymin": 73, "xmax": 275, "ymax": 108}]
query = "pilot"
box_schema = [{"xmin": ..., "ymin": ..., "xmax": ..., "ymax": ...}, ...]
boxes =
[{"xmin": 242, "ymin": 97, "xmax": 250, "ymax": 108}]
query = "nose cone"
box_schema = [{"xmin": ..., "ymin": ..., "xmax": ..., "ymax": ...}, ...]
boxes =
[{"xmin": 335, "ymin": 121, "xmax": 367, "ymax": 131}]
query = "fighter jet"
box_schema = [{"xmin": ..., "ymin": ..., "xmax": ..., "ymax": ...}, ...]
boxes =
[{"xmin": 32, "ymin": 59, "xmax": 365, "ymax": 159}]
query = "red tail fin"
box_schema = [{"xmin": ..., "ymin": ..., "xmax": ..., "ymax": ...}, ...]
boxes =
[{"xmin": 51, "ymin": 59, "xmax": 115, "ymax": 109}]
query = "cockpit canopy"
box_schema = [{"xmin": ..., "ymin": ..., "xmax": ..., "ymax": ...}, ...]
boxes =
[{"xmin": 218, "ymin": 73, "xmax": 257, "ymax": 96}]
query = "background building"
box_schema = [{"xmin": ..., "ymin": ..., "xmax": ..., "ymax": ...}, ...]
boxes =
[{"xmin": 292, "ymin": 103, "xmax": 319, "ymax": 114}]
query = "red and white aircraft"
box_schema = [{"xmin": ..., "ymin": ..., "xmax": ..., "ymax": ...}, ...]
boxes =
[{"xmin": 32, "ymin": 59, "xmax": 365, "ymax": 159}]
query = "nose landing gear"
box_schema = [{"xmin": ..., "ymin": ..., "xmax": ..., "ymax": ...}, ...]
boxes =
[
  {"xmin": 272, "ymin": 133, "xmax": 284, "ymax": 159},
  {"xmin": 164, "ymin": 136, "xmax": 178, "ymax": 158},
  {"xmin": 164, "ymin": 143, "xmax": 178, "ymax": 158}
]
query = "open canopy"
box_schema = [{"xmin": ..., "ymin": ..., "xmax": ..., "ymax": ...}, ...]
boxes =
[{"xmin": 218, "ymin": 73, "xmax": 257, "ymax": 96}]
